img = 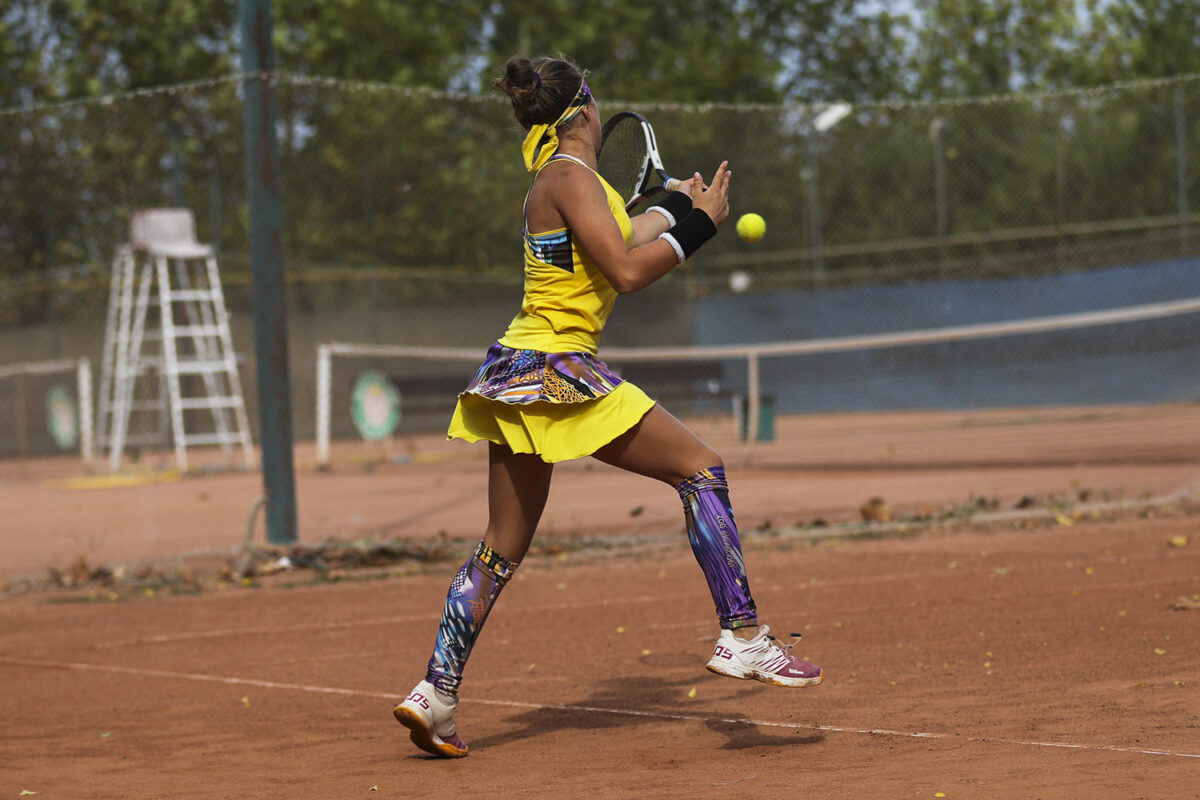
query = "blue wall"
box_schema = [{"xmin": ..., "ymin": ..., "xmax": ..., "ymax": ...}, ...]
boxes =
[{"xmin": 695, "ymin": 259, "xmax": 1200, "ymax": 412}]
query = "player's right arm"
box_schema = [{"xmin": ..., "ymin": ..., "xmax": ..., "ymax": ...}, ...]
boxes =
[{"xmin": 541, "ymin": 162, "xmax": 731, "ymax": 294}]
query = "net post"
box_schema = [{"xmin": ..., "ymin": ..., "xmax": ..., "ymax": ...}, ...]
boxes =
[
  {"xmin": 14, "ymin": 373, "xmax": 28, "ymax": 457},
  {"xmin": 77, "ymin": 358, "xmax": 94, "ymax": 464},
  {"xmin": 746, "ymin": 351, "xmax": 762, "ymax": 445},
  {"xmin": 316, "ymin": 344, "xmax": 331, "ymax": 469}
]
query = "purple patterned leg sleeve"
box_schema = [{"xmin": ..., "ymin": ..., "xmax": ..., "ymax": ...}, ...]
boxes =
[
  {"xmin": 677, "ymin": 466, "xmax": 758, "ymax": 629},
  {"xmin": 425, "ymin": 542, "xmax": 518, "ymax": 696}
]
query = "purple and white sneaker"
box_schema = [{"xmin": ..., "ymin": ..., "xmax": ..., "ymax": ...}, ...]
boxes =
[
  {"xmin": 394, "ymin": 680, "xmax": 469, "ymax": 757},
  {"xmin": 706, "ymin": 625, "xmax": 823, "ymax": 687}
]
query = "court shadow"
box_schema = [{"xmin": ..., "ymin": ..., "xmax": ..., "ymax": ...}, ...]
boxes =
[
  {"xmin": 466, "ymin": 674, "xmax": 824, "ymax": 753},
  {"xmin": 703, "ymin": 717, "xmax": 824, "ymax": 750}
]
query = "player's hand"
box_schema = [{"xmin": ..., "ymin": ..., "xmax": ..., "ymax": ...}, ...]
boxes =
[
  {"xmin": 691, "ymin": 161, "xmax": 731, "ymax": 226},
  {"xmin": 672, "ymin": 174, "xmax": 704, "ymax": 195}
]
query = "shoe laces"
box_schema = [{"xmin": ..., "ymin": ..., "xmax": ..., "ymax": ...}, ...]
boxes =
[
  {"xmin": 743, "ymin": 627, "xmax": 804, "ymax": 670},
  {"xmin": 767, "ymin": 631, "xmax": 804, "ymax": 653}
]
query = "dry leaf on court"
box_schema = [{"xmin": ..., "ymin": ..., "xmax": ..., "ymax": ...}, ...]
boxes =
[
  {"xmin": 1167, "ymin": 535, "xmax": 1189, "ymax": 548},
  {"xmin": 1169, "ymin": 596, "xmax": 1200, "ymax": 611},
  {"xmin": 241, "ymin": 696, "xmax": 251, "ymax": 707},
  {"xmin": 687, "ymin": 687, "xmax": 697, "ymax": 699}
]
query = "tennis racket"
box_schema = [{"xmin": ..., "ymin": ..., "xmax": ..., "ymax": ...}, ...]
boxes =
[{"xmin": 598, "ymin": 111, "xmax": 682, "ymax": 212}]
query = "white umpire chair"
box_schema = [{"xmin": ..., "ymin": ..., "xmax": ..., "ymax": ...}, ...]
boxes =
[{"xmin": 97, "ymin": 209, "xmax": 256, "ymax": 472}]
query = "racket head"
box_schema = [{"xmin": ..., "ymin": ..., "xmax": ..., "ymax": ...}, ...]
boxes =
[{"xmin": 598, "ymin": 111, "xmax": 653, "ymax": 207}]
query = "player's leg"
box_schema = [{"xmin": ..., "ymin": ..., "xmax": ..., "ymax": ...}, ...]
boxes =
[
  {"xmin": 592, "ymin": 405, "xmax": 822, "ymax": 688},
  {"xmin": 395, "ymin": 443, "xmax": 554, "ymax": 756},
  {"xmin": 592, "ymin": 405, "xmax": 757, "ymax": 630},
  {"xmin": 590, "ymin": 402, "xmax": 720, "ymax": 486},
  {"xmin": 482, "ymin": 440, "xmax": 556, "ymax": 562}
]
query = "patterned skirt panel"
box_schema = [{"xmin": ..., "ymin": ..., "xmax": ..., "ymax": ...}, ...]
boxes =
[{"xmin": 461, "ymin": 341, "xmax": 623, "ymax": 405}]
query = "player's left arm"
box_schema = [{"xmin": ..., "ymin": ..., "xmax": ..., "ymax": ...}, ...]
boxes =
[{"xmin": 627, "ymin": 176, "xmax": 703, "ymax": 247}]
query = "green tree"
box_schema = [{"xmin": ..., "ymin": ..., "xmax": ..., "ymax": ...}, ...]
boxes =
[
  {"xmin": 776, "ymin": 0, "xmax": 914, "ymax": 102},
  {"xmin": 1078, "ymin": 0, "xmax": 1200, "ymax": 83},
  {"xmin": 911, "ymin": 0, "xmax": 1082, "ymax": 97},
  {"xmin": 273, "ymin": 0, "xmax": 489, "ymax": 87},
  {"xmin": 475, "ymin": 0, "xmax": 912, "ymax": 104},
  {"xmin": 47, "ymin": 0, "xmax": 238, "ymax": 93}
]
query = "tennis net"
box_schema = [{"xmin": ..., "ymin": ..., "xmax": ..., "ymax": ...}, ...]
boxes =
[{"xmin": 315, "ymin": 295, "xmax": 1200, "ymax": 473}]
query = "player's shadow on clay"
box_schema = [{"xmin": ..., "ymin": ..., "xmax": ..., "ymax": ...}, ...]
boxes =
[{"xmin": 466, "ymin": 674, "xmax": 824, "ymax": 754}]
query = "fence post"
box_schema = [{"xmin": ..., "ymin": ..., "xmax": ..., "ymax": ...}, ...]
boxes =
[
  {"xmin": 241, "ymin": 0, "xmax": 297, "ymax": 544},
  {"xmin": 1177, "ymin": 86, "xmax": 1190, "ymax": 254}
]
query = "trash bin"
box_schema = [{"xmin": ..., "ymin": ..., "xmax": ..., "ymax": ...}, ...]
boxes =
[{"xmin": 738, "ymin": 394, "xmax": 776, "ymax": 442}]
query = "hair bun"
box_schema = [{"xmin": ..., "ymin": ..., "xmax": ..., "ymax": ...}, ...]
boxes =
[
  {"xmin": 502, "ymin": 57, "xmax": 539, "ymax": 98},
  {"xmin": 494, "ymin": 55, "xmax": 584, "ymax": 129}
]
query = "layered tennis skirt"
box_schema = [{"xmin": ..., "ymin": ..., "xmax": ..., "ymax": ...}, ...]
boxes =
[{"xmin": 447, "ymin": 342, "xmax": 656, "ymax": 463}]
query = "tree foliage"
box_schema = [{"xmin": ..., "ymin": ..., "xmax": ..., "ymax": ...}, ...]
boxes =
[
  {"xmin": 2, "ymin": 0, "xmax": 1199, "ymax": 323},
  {"xmin": 911, "ymin": 0, "xmax": 1082, "ymax": 96},
  {"xmin": 1080, "ymin": 0, "xmax": 1200, "ymax": 82}
]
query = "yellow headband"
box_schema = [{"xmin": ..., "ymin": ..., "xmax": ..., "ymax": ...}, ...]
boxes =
[{"xmin": 521, "ymin": 79, "xmax": 591, "ymax": 172}]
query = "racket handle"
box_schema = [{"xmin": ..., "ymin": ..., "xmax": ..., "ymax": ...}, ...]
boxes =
[{"xmin": 664, "ymin": 177, "xmax": 681, "ymax": 192}]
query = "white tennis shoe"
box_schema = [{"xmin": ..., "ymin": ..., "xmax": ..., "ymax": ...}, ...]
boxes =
[
  {"xmin": 706, "ymin": 625, "xmax": 823, "ymax": 687},
  {"xmin": 393, "ymin": 680, "xmax": 468, "ymax": 758}
]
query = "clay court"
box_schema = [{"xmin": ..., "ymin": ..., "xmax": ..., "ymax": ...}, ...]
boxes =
[
  {"xmin": 2, "ymin": 410, "xmax": 1199, "ymax": 799},
  {"xmin": 5, "ymin": 19, "xmax": 1200, "ymax": 798}
]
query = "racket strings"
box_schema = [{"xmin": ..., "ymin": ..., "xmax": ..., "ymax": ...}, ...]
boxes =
[{"xmin": 598, "ymin": 118, "xmax": 649, "ymax": 202}]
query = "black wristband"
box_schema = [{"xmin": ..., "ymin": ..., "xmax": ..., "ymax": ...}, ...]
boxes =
[
  {"xmin": 658, "ymin": 208, "xmax": 718, "ymax": 263},
  {"xmin": 646, "ymin": 191, "xmax": 693, "ymax": 227}
]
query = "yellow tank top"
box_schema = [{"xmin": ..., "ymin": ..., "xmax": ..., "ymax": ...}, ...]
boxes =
[{"xmin": 499, "ymin": 154, "xmax": 633, "ymax": 355}]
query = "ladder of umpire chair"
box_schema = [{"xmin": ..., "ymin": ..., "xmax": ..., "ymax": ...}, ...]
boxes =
[
  {"xmin": 153, "ymin": 248, "xmax": 256, "ymax": 471},
  {"xmin": 95, "ymin": 246, "xmax": 130, "ymax": 451},
  {"xmin": 105, "ymin": 209, "xmax": 255, "ymax": 472},
  {"xmin": 159, "ymin": 251, "xmax": 255, "ymax": 470},
  {"xmin": 98, "ymin": 244, "xmax": 170, "ymax": 457}
]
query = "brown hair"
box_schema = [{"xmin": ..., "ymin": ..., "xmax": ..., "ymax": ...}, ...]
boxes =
[{"xmin": 493, "ymin": 55, "xmax": 587, "ymax": 130}]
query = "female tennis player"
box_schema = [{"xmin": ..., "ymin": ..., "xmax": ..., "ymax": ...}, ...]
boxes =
[{"xmin": 394, "ymin": 55, "xmax": 822, "ymax": 759}]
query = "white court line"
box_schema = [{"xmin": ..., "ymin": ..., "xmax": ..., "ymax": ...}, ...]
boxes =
[
  {"xmin": 0, "ymin": 655, "xmax": 1196, "ymax": 761},
  {"xmin": 91, "ymin": 569, "xmax": 1197, "ymax": 650},
  {"xmin": 91, "ymin": 594, "xmax": 673, "ymax": 649}
]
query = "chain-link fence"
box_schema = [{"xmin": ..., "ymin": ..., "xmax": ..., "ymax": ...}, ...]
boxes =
[{"xmin": 2, "ymin": 73, "xmax": 1198, "ymax": 462}]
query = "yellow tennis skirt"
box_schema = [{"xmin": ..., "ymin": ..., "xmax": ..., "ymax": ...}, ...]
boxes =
[
  {"xmin": 448, "ymin": 381, "xmax": 656, "ymax": 463},
  {"xmin": 445, "ymin": 342, "xmax": 657, "ymax": 462}
]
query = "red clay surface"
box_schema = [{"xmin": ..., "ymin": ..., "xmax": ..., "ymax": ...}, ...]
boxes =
[
  {"xmin": 2, "ymin": 512, "xmax": 1199, "ymax": 798},
  {"xmin": 1, "ymin": 410, "xmax": 1199, "ymax": 799},
  {"xmin": 3, "ymin": 404, "xmax": 1199, "ymax": 579}
]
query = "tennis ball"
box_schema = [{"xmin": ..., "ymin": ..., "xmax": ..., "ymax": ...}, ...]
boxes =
[{"xmin": 736, "ymin": 213, "xmax": 766, "ymax": 242}]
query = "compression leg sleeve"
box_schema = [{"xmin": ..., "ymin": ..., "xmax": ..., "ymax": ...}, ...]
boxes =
[
  {"xmin": 676, "ymin": 466, "xmax": 758, "ymax": 629},
  {"xmin": 425, "ymin": 541, "xmax": 519, "ymax": 696}
]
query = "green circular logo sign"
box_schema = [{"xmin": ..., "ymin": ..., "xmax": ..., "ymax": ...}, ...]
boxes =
[
  {"xmin": 46, "ymin": 384, "xmax": 79, "ymax": 449},
  {"xmin": 350, "ymin": 371, "xmax": 401, "ymax": 440}
]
